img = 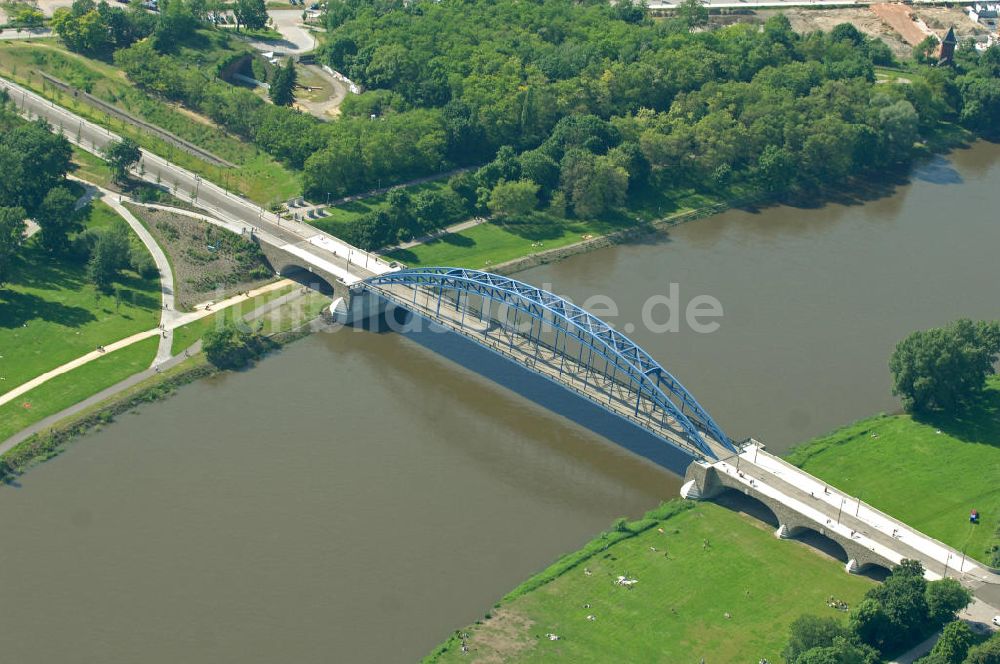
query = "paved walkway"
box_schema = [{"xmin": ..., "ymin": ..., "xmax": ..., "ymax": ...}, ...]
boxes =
[
  {"xmin": 0, "ymin": 28, "xmax": 52, "ymax": 40},
  {"xmin": 0, "ymin": 75, "xmax": 394, "ymax": 286},
  {"xmin": 0, "ymin": 280, "xmax": 294, "ymax": 412},
  {"xmin": 0, "ymin": 284, "xmax": 314, "ymax": 456},
  {"xmin": 70, "ymin": 177, "xmax": 179, "ymax": 364},
  {"xmin": 386, "ymin": 217, "xmax": 489, "ymax": 252}
]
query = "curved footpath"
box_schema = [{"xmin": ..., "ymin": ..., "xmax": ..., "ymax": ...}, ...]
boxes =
[
  {"xmin": 0, "ymin": 281, "xmax": 306, "ymax": 455},
  {"xmin": 0, "ymin": 278, "xmax": 293, "ymax": 415},
  {"xmin": 69, "ymin": 176, "xmax": 178, "ymax": 364}
]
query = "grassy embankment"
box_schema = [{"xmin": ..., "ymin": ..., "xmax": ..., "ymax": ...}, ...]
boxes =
[
  {"xmin": 0, "ymin": 199, "xmax": 160, "ymax": 394},
  {"xmin": 380, "ymin": 184, "xmax": 728, "ymax": 270},
  {"xmin": 1, "ymin": 284, "xmax": 327, "ymax": 470},
  {"xmin": 169, "ymin": 283, "xmax": 298, "ymax": 354},
  {"xmin": 426, "ymin": 501, "xmax": 874, "ymax": 663},
  {"xmin": 0, "ymin": 37, "xmax": 300, "ymax": 204},
  {"xmin": 787, "ymin": 375, "xmax": 1000, "ymax": 566},
  {"xmin": 0, "ymin": 336, "xmax": 158, "ymax": 443}
]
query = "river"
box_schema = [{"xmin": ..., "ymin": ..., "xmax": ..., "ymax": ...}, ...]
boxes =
[{"xmin": 1, "ymin": 142, "xmax": 998, "ymax": 662}]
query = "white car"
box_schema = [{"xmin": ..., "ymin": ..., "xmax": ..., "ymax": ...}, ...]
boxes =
[{"xmin": 993, "ymin": 615, "xmax": 1000, "ymax": 627}]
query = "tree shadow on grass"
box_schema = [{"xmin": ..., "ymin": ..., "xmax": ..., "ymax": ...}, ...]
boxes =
[
  {"xmin": 914, "ymin": 385, "xmax": 1000, "ymax": 448},
  {"xmin": 440, "ymin": 232, "xmax": 475, "ymax": 247},
  {"xmin": 10, "ymin": 253, "xmax": 90, "ymax": 293},
  {"xmin": 0, "ymin": 289, "xmax": 96, "ymax": 329},
  {"xmin": 384, "ymin": 248, "xmax": 419, "ymax": 264},
  {"xmin": 499, "ymin": 215, "xmax": 566, "ymax": 242},
  {"xmin": 336, "ymin": 200, "xmax": 373, "ymax": 215}
]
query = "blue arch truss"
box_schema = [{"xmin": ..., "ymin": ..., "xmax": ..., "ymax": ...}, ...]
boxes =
[{"xmin": 361, "ymin": 267, "xmax": 734, "ymax": 459}]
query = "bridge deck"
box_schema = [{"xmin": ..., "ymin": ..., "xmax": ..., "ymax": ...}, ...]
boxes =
[
  {"xmin": 708, "ymin": 443, "xmax": 998, "ymax": 593},
  {"xmin": 366, "ymin": 281, "xmax": 728, "ymax": 460}
]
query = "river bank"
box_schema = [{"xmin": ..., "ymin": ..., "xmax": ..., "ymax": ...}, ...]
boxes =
[
  {"xmin": 0, "ymin": 287, "xmax": 327, "ymax": 481},
  {"xmin": 0, "ymin": 138, "xmax": 996, "ymax": 664},
  {"xmin": 422, "ymin": 375, "xmax": 1000, "ymax": 661},
  {"xmin": 423, "ymin": 499, "xmax": 875, "ymax": 663},
  {"xmin": 786, "ymin": 375, "xmax": 1000, "ymax": 568},
  {"xmin": 392, "ymin": 123, "xmax": 979, "ymax": 278}
]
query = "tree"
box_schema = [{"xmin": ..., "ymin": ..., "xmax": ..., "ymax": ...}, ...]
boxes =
[
  {"xmin": 784, "ymin": 615, "xmax": 852, "ymax": 663},
  {"xmin": 0, "ymin": 206, "xmax": 26, "ymax": 288},
  {"xmin": 233, "ymin": 0, "xmax": 267, "ymax": 31},
  {"xmin": 925, "ymin": 579, "xmax": 971, "ymax": 626},
  {"xmin": 87, "ymin": 220, "xmax": 132, "ymax": 291},
  {"xmin": 36, "ymin": 186, "xmax": 85, "ymax": 254},
  {"xmin": 270, "ymin": 58, "xmax": 298, "ymax": 107},
  {"xmin": 877, "ymin": 100, "xmax": 919, "ymax": 165},
  {"xmin": 914, "ymin": 35, "xmax": 941, "ymax": 65},
  {"xmin": 924, "ymin": 620, "xmax": 976, "ymax": 664},
  {"xmin": 103, "ymin": 138, "xmax": 142, "ymax": 184},
  {"xmin": 675, "ymin": 0, "xmax": 708, "ymax": 28},
  {"xmin": 852, "ymin": 560, "xmax": 934, "ymax": 654},
  {"xmin": 560, "ymin": 150, "xmax": 629, "ymax": 218},
  {"xmin": 958, "ymin": 76, "xmax": 1000, "ymax": 138},
  {"xmin": 203, "ymin": 319, "xmax": 273, "ymax": 369},
  {"xmin": 155, "ymin": 0, "xmax": 199, "ymax": 51},
  {"xmin": 487, "ymin": 179, "xmax": 539, "ymax": 219},
  {"xmin": 11, "ymin": 5, "xmax": 46, "ymax": 29},
  {"xmin": 850, "ymin": 597, "xmax": 893, "ymax": 653},
  {"xmin": 0, "ymin": 119, "xmax": 73, "ymax": 213},
  {"xmin": 796, "ymin": 638, "xmax": 876, "ymax": 664},
  {"xmin": 889, "ymin": 319, "xmax": 1000, "ymax": 412},
  {"xmin": 964, "ymin": 633, "xmax": 1000, "ymax": 664}
]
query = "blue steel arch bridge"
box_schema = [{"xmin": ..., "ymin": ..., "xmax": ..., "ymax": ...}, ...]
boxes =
[{"xmin": 355, "ymin": 267, "xmax": 736, "ymax": 461}]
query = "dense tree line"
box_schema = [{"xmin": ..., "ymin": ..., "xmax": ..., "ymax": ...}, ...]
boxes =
[
  {"xmin": 0, "ymin": 100, "xmax": 78, "ymax": 286},
  {"xmin": 0, "ymin": 102, "xmax": 148, "ymax": 292},
  {"xmin": 48, "ymin": 0, "xmax": 1000, "ymax": 247},
  {"xmin": 784, "ymin": 560, "xmax": 972, "ymax": 664}
]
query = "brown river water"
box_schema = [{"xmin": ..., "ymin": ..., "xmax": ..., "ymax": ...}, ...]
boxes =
[{"xmin": 1, "ymin": 142, "xmax": 998, "ymax": 662}]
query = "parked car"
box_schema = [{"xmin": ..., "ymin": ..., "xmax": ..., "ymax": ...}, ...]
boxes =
[{"xmin": 993, "ymin": 615, "xmax": 1000, "ymax": 627}]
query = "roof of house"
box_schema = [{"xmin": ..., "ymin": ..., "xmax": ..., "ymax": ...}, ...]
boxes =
[{"xmin": 942, "ymin": 27, "xmax": 959, "ymax": 45}]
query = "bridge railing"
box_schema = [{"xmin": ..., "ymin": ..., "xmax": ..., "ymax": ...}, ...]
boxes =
[{"xmin": 363, "ymin": 280, "xmax": 718, "ymax": 460}]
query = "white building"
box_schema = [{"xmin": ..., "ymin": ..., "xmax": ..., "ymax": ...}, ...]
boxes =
[{"xmin": 967, "ymin": 2, "xmax": 999, "ymax": 30}]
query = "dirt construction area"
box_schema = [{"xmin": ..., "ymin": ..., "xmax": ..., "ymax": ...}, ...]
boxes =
[
  {"xmin": 913, "ymin": 5, "xmax": 992, "ymax": 39},
  {"xmin": 761, "ymin": 7, "xmax": 913, "ymax": 59}
]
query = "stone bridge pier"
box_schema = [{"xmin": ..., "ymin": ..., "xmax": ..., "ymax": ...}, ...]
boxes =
[{"xmin": 681, "ymin": 461, "xmax": 895, "ymax": 575}]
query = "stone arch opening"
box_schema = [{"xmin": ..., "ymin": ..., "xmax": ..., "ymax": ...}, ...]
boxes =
[
  {"xmin": 854, "ymin": 561, "xmax": 893, "ymax": 581},
  {"xmin": 786, "ymin": 526, "xmax": 850, "ymax": 564},
  {"xmin": 714, "ymin": 488, "xmax": 780, "ymax": 528},
  {"xmin": 279, "ymin": 265, "xmax": 335, "ymax": 294}
]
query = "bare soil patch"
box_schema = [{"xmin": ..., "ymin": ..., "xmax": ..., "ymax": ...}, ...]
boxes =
[
  {"xmin": 914, "ymin": 6, "xmax": 990, "ymax": 39},
  {"xmin": 125, "ymin": 205, "xmax": 275, "ymax": 311},
  {"xmin": 760, "ymin": 7, "xmax": 912, "ymax": 59},
  {"xmin": 871, "ymin": 3, "xmax": 934, "ymax": 47},
  {"xmin": 459, "ymin": 608, "xmax": 537, "ymax": 663}
]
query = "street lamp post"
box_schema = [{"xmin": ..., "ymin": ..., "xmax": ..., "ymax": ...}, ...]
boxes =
[
  {"xmin": 836, "ymin": 497, "xmax": 845, "ymax": 525},
  {"xmin": 855, "ymin": 495, "xmax": 862, "ymax": 517}
]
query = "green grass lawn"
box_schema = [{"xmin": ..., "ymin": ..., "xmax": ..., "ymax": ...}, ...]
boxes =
[
  {"xmin": 426, "ymin": 501, "xmax": 873, "ymax": 663},
  {"xmin": 787, "ymin": 376, "xmax": 1000, "ymax": 565},
  {"xmin": 0, "ymin": 336, "xmax": 158, "ymax": 442},
  {"xmin": 0, "ymin": 40, "xmax": 300, "ymax": 204},
  {"xmin": 170, "ymin": 283, "xmax": 294, "ymax": 355},
  {"xmin": 0, "ymin": 200, "xmax": 160, "ymax": 396},
  {"xmin": 70, "ymin": 145, "xmax": 116, "ymax": 189},
  {"xmin": 383, "ymin": 181, "xmax": 731, "ymax": 270}
]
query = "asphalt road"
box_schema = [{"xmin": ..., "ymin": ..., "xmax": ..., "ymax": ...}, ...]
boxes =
[{"xmin": 0, "ymin": 75, "xmax": 392, "ymax": 281}]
